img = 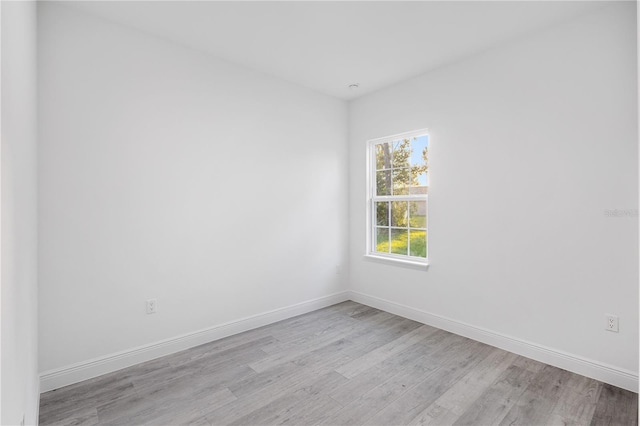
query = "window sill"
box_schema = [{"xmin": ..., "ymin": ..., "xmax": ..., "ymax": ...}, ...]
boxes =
[{"xmin": 363, "ymin": 254, "xmax": 429, "ymax": 270}]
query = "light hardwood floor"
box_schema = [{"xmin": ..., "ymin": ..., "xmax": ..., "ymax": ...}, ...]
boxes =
[{"xmin": 40, "ymin": 301, "xmax": 638, "ymax": 425}]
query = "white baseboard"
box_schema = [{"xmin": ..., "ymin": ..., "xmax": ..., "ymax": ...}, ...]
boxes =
[
  {"xmin": 40, "ymin": 290, "xmax": 638, "ymax": 394},
  {"xmin": 40, "ymin": 291, "xmax": 350, "ymax": 393},
  {"xmin": 348, "ymin": 290, "xmax": 638, "ymax": 393}
]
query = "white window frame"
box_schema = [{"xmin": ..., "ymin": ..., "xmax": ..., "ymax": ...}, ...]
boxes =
[{"xmin": 365, "ymin": 129, "xmax": 429, "ymax": 267}]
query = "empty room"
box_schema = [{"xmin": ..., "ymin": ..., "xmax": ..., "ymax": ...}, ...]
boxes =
[{"xmin": 2, "ymin": 0, "xmax": 638, "ymax": 425}]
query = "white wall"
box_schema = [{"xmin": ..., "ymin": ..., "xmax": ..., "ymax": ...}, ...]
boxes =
[
  {"xmin": 1, "ymin": 1, "xmax": 40, "ymax": 424},
  {"xmin": 38, "ymin": 3, "xmax": 348, "ymax": 382},
  {"xmin": 349, "ymin": 3, "xmax": 638, "ymax": 388}
]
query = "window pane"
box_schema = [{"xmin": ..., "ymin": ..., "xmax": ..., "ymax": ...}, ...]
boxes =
[
  {"xmin": 392, "ymin": 139, "xmax": 411, "ymax": 168},
  {"xmin": 409, "ymin": 230, "xmax": 427, "ymax": 258},
  {"xmin": 411, "ymin": 135, "xmax": 428, "ymax": 167},
  {"xmin": 410, "ymin": 167, "xmax": 428, "ymax": 194},
  {"xmin": 409, "ymin": 201, "xmax": 427, "ymax": 228},
  {"xmin": 392, "ymin": 168, "xmax": 409, "ymax": 195},
  {"xmin": 369, "ymin": 132, "xmax": 429, "ymax": 262},
  {"xmin": 391, "ymin": 201, "xmax": 408, "ymax": 227},
  {"xmin": 375, "ymin": 202, "xmax": 389, "ymax": 226},
  {"xmin": 375, "ymin": 227, "xmax": 389, "ymax": 253},
  {"xmin": 376, "ymin": 170, "xmax": 391, "ymax": 196},
  {"xmin": 390, "ymin": 229, "xmax": 408, "ymax": 255},
  {"xmin": 375, "ymin": 143, "xmax": 392, "ymax": 170}
]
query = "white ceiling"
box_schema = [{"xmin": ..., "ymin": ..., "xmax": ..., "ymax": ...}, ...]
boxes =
[{"xmin": 67, "ymin": 1, "xmax": 608, "ymax": 100}]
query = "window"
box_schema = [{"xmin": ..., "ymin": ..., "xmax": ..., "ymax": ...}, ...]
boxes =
[{"xmin": 367, "ymin": 129, "xmax": 429, "ymax": 264}]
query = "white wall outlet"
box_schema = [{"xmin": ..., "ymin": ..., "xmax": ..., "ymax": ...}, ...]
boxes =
[
  {"xmin": 605, "ymin": 314, "xmax": 619, "ymax": 332},
  {"xmin": 146, "ymin": 298, "xmax": 157, "ymax": 314}
]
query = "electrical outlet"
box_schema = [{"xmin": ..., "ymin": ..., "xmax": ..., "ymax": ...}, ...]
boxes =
[
  {"xmin": 605, "ymin": 314, "xmax": 619, "ymax": 332},
  {"xmin": 146, "ymin": 298, "xmax": 157, "ymax": 314}
]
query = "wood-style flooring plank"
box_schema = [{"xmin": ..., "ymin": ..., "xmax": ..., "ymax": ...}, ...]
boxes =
[
  {"xmin": 45, "ymin": 407, "xmax": 99, "ymax": 426},
  {"xmin": 409, "ymin": 348, "xmax": 518, "ymax": 425},
  {"xmin": 590, "ymin": 383, "xmax": 639, "ymax": 426},
  {"xmin": 335, "ymin": 324, "xmax": 438, "ymax": 379},
  {"xmin": 326, "ymin": 353, "xmax": 440, "ymax": 425},
  {"xmin": 452, "ymin": 365, "xmax": 538, "ymax": 426},
  {"xmin": 328, "ymin": 329, "xmax": 454, "ymax": 406},
  {"xmin": 368, "ymin": 338, "xmax": 495, "ymax": 425}
]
